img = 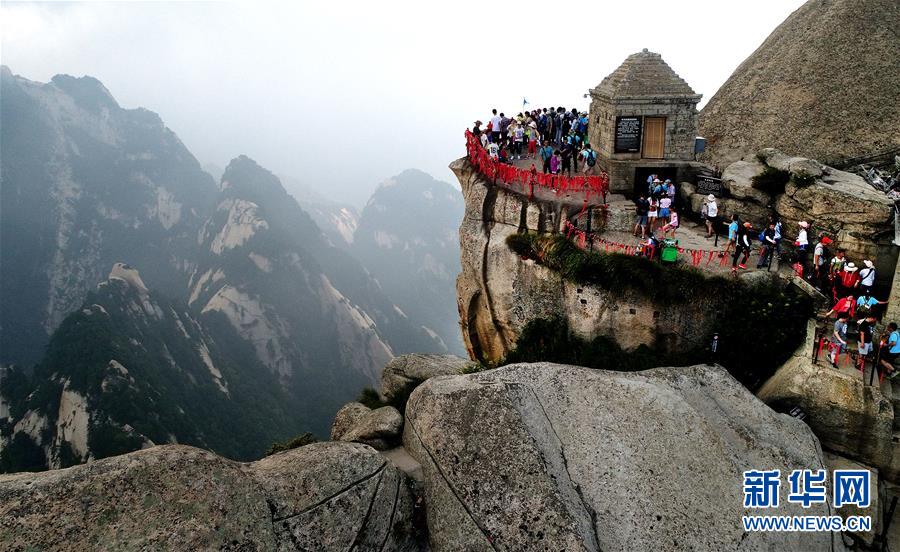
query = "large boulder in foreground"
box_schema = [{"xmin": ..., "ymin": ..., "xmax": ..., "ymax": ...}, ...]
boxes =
[
  {"xmin": 0, "ymin": 442, "xmax": 422, "ymax": 551},
  {"xmin": 380, "ymin": 353, "xmax": 477, "ymax": 407},
  {"xmin": 404, "ymin": 363, "xmax": 843, "ymax": 551}
]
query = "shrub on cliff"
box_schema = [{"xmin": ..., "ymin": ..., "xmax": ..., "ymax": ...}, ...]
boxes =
[{"xmin": 504, "ymin": 233, "xmax": 813, "ymax": 389}]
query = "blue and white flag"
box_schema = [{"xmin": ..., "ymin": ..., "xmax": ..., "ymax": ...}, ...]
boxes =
[{"xmin": 522, "ymin": 97, "xmax": 529, "ymax": 109}]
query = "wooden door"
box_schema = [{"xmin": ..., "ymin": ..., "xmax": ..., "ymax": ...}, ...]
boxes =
[{"xmin": 642, "ymin": 117, "xmax": 666, "ymax": 159}]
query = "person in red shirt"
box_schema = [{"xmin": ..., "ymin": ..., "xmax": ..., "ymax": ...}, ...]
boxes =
[
  {"xmin": 824, "ymin": 295, "xmax": 856, "ymax": 319},
  {"xmin": 839, "ymin": 263, "xmax": 860, "ymax": 296}
]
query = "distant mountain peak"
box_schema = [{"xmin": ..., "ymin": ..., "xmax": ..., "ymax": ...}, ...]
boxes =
[
  {"xmin": 49, "ymin": 73, "xmax": 119, "ymax": 112},
  {"xmin": 107, "ymin": 263, "xmax": 150, "ymax": 298}
]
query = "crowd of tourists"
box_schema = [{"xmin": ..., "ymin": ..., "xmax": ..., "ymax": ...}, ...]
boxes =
[
  {"xmin": 632, "ymin": 175, "xmax": 679, "ymax": 239},
  {"xmin": 817, "ymin": 245, "xmax": 898, "ymax": 379},
  {"xmin": 471, "ymin": 107, "xmax": 599, "ymax": 176},
  {"xmin": 633, "ymin": 188, "xmax": 898, "ymax": 379}
]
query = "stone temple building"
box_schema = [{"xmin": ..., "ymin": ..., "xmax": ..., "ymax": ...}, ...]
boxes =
[{"xmin": 588, "ymin": 49, "xmax": 704, "ymax": 196}]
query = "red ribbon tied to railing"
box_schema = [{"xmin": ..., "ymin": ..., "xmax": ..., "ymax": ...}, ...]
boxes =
[{"xmin": 465, "ymin": 130, "xmax": 609, "ymax": 201}]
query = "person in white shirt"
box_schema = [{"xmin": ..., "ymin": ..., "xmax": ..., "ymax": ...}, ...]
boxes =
[
  {"xmin": 489, "ymin": 109, "xmax": 501, "ymax": 143},
  {"xmin": 859, "ymin": 259, "xmax": 877, "ymax": 295},
  {"xmin": 795, "ymin": 221, "xmax": 809, "ymax": 275},
  {"xmin": 487, "ymin": 141, "xmax": 500, "ymax": 160},
  {"xmin": 705, "ymin": 194, "xmax": 718, "ymax": 238}
]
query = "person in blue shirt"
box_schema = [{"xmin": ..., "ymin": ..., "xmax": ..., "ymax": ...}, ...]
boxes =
[
  {"xmin": 539, "ymin": 141, "xmax": 554, "ymax": 173},
  {"xmin": 725, "ymin": 215, "xmax": 739, "ymax": 256},
  {"xmin": 878, "ymin": 322, "xmax": 900, "ymax": 379},
  {"xmin": 855, "ymin": 294, "xmax": 887, "ymax": 317}
]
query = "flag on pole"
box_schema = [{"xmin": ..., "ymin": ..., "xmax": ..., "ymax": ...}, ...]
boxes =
[{"xmin": 522, "ymin": 97, "xmax": 529, "ymax": 109}]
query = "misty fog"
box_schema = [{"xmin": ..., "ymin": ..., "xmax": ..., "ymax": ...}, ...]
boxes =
[{"xmin": 1, "ymin": 0, "xmax": 805, "ymax": 206}]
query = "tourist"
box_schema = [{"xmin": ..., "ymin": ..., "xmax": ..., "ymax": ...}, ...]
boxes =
[
  {"xmin": 512, "ymin": 122, "xmax": 525, "ymax": 160},
  {"xmin": 490, "ymin": 109, "xmax": 501, "ymax": 143},
  {"xmin": 725, "ymin": 214, "xmax": 739, "ymax": 256},
  {"xmin": 634, "ymin": 194, "xmax": 649, "ymax": 239},
  {"xmin": 647, "ymin": 195, "xmax": 659, "ymax": 234},
  {"xmin": 856, "ymin": 314, "xmax": 878, "ymax": 372},
  {"xmin": 839, "ymin": 262, "xmax": 860, "ymax": 297},
  {"xmin": 756, "ymin": 221, "xmax": 777, "ymax": 269},
  {"xmin": 578, "ymin": 112, "xmax": 588, "ymax": 139},
  {"xmin": 858, "ymin": 260, "xmax": 876, "ymax": 296},
  {"xmin": 643, "ymin": 232, "xmax": 659, "ymax": 259},
  {"xmin": 824, "ymin": 294, "xmax": 856, "ymax": 319},
  {"xmin": 878, "ymin": 322, "xmax": 900, "ymax": 379},
  {"xmin": 773, "ymin": 218, "xmax": 783, "ymax": 254},
  {"xmin": 499, "ymin": 113, "xmax": 511, "ymax": 143},
  {"xmin": 666, "ymin": 180, "xmax": 676, "ymax": 203},
  {"xmin": 581, "ymin": 143, "xmax": 597, "ymax": 174},
  {"xmin": 560, "ymin": 141, "xmax": 574, "ymax": 176},
  {"xmin": 856, "ymin": 293, "xmax": 887, "ymax": 318},
  {"xmin": 498, "ymin": 142, "xmax": 509, "ymax": 164},
  {"xmin": 472, "ymin": 120, "xmax": 483, "ymax": 138},
  {"xmin": 828, "ymin": 248, "xmax": 847, "ymax": 297},
  {"xmin": 540, "ymin": 141, "xmax": 553, "ymax": 174},
  {"xmin": 829, "ymin": 312, "xmax": 849, "ymax": 368},
  {"xmin": 659, "ymin": 195, "xmax": 672, "ymax": 226},
  {"xmin": 646, "ymin": 174, "xmax": 658, "ymax": 195},
  {"xmin": 829, "ymin": 249, "xmax": 847, "ymax": 275},
  {"xmin": 662, "ymin": 209, "xmax": 679, "ymax": 237},
  {"xmin": 487, "ymin": 139, "xmax": 500, "ymax": 160},
  {"xmin": 704, "ymin": 195, "xmax": 718, "ymax": 238},
  {"xmin": 795, "ymin": 221, "xmax": 809, "ymax": 275},
  {"xmin": 550, "ymin": 150, "xmax": 561, "ymax": 174},
  {"xmin": 813, "ymin": 235, "xmax": 833, "ymax": 285},
  {"xmin": 527, "ymin": 123, "xmax": 539, "ymax": 160},
  {"xmin": 732, "ymin": 221, "xmax": 752, "ymax": 271},
  {"xmin": 554, "ymin": 110, "xmax": 564, "ymax": 144}
]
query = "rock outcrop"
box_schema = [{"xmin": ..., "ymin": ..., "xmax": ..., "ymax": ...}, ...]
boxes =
[
  {"xmin": 824, "ymin": 451, "xmax": 881, "ymax": 546},
  {"xmin": 380, "ymin": 353, "xmax": 477, "ymax": 408},
  {"xmin": 699, "ymin": 0, "xmax": 900, "ymax": 169},
  {"xmin": 331, "ymin": 404, "xmax": 404, "ymax": 451},
  {"xmin": 680, "ymin": 148, "xmax": 896, "ymax": 283},
  {"xmin": 331, "ymin": 402, "xmax": 372, "ymax": 440},
  {"xmin": 0, "ymin": 442, "xmax": 423, "ymax": 551},
  {"xmin": 404, "ymin": 362, "xmax": 842, "ymax": 551},
  {"xmin": 757, "ymin": 323, "xmax": 895, "ymax": 478},
  {"xmin": 453, "ymin": 158, "xmax": 726, "ymax": 364}
]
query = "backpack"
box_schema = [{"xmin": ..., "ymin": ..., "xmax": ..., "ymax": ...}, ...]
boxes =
[
  {"xmin": 841, "ymin": 271, "xmax": 857, "ymax": 288},
  {"xmin": 586, "ymin": 150, "xmax": 596, "ymax": 167},
  {"xmin": 759, "ymin": 231, "xmax": 766, "ymax": 243}
]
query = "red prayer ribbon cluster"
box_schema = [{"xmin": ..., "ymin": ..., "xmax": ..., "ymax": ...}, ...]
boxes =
[
  {"xmin": 562, "ymin": 220, "xmax": 729, "ymax": 268},
  {"xmin": 465, "ymin": 130, "xmax": 609, "ymax": 202}
]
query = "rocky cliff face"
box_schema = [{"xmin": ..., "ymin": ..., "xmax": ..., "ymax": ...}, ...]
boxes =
[
  {"xmin": 353, "ymin": 169, "xmax": 465, "ymax": 355},
  {"xmin": 1, "ymin": 68, "xmax": 448, "ymax": 466},
  {"xmin": 0, "ymin": 66, "xmax": 217, "ymax": 366},
  {"xmin": 0, "ymin": 264, "xmax": 295, "ymax": 471},
  {"xmin": 452, "ymin": 158, "xmax": 722, "ymax": 364},
  {"xmin": 699, "ymin": 0, "xmax": 900, "ymax": 168}
]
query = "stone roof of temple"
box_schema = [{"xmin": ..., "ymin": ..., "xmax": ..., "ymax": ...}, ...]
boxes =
[{"xmin": 593, "ymin": 49, "xmax": 701, "ymax": 100}]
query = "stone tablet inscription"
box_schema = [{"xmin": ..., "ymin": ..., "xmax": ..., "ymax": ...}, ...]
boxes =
[{"xmin": 614, "ymin": 116, "xmax": 643, "ymax": 153}]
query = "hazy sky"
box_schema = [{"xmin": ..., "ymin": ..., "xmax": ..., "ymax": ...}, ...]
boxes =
[{"xmin": 1, "ymin": 0, "xmax": 806, "ymax": 207}]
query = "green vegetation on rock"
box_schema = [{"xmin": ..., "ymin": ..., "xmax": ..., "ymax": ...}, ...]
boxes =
[
  {"xmin": 265, "ymin": 432, "xmax": 317, "ymax": 456},
  {"xmin": 504, "ymin": 233, "xmax": 812, "ymax": 389}
]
